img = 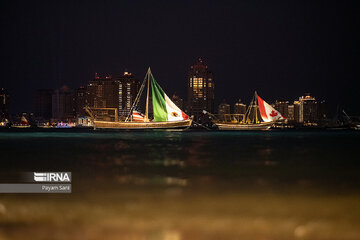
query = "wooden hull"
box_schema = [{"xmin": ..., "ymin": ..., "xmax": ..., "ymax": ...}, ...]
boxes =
[
  {"xmin": 93, "ymin": 119, "xmax": 193, "ymax": 130},
  {"xmin": 215, "ymin": 122, "xmax": 272, "ymax": 130},
  {"xmin": 12, "ymin": 125, "xmax": 31, "ymax": 128}
]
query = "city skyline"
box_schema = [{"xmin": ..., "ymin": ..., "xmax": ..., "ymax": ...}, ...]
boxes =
[
  {"xmin": 1, "ymin": 59, "xmax": 357, "ymax": 116},
  {"xmin": 12, "ymin": 79, "xmax": 330, "ymax": 126},
  {"xmin": 0, "ymin": 1, "xmax": 358, "ymax": 115},
  {"xmin": 0, "ymin": 67, "xmax": 347, "ymax": 121}
]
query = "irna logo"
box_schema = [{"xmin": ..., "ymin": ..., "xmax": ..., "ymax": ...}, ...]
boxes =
[{"xmin": 34, "ymin": 172, "xmax": 71, "ymax": 182}]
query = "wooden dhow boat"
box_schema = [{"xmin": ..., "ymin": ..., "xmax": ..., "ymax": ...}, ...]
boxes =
[
  {"xmin": 85, "ymin": 68, "xmax": 192, "ymax": 130},
  {"xmin": 12, "ymin": 115, "xmax": 31, "ymax": 128},
  {"xmin": 213, "ymin": 92, "xmax": 285, "ymax": 130}
]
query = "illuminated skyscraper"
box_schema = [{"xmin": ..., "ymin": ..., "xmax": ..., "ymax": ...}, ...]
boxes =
[
  {"xmin": 288, "ymin": 104, "xmax": 295, "ymax": 121},
  {"xmin": 115, "ymin": 71, "xmax": 140, "ymax": 116},
  {"xmin": 299, "ymin": 94, "xmax": 318, "ymax": 124},
  {"xmin": 294, "ymin": 100, "xmax": 302, "ymax": 123},
  {"xmin": 87, "ymin": 73, "xmax": 118, "ymax": 109},
  {"xmin": 86, "ymin": 72, "xmax": 140, "ymax": 120},
  {"xmin": 292, "ymin": 94, "xmax": 319, "ymax": 124},
  {"xmin": 86, "ymin": 73, "xmax": 119, "ymax": 121},
  {"xmin": 274, "ymin": 100, "xmax": 289, "ymax": 118},
  {"xmin": 187, "ymin": 58, "xmax": 214, "ymax": 119}
]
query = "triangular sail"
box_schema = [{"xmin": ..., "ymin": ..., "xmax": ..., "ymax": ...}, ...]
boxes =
[
  {"xmin": 20, "ymin": 116, "xmax": 29, "ymax": 125},
  {"xmin": 257, "ymin": 95, "xmax": 285, "ymax": 122},
  {"xmin": 150, "ymin": 73, "xmax": 189, "ymax": 122},
  {"xmin": 150, "ymin": 74, "xmax": 168, "ymax": 121}
]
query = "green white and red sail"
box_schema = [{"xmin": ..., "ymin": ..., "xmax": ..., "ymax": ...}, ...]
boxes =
[
  {"xmin": 150, "ymin": 74, "xmax": 189, "ymax": 122},
  {"xmin": 257, "ymin": 95, "xmax": 285, "ymax": 122}
]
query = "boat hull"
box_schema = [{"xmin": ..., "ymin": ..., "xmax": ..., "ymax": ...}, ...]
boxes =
[
  {"xmin": 215, "ymin": 122, "xmax": 272, "ymax": 130},
  {"xmin": 93, "ymin": 119, "xmax": 193, "ymax": 130},
  {"xmin": 12, "ymin": 125, "xmax": 31, "ymax": 128}
]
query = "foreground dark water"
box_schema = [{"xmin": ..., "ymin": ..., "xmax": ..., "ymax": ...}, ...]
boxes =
[{"xmin": 0, "ymin": 129, "xmax": 359, "ymax": 240}]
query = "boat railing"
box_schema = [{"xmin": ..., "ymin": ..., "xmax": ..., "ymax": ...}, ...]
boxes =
[
  {"xmin": 85, "ymin": 107, "xmax": 119, "ymax": 122},
  {"xmin": 214, "ymin": 114, "xmax": 246, "ymax": 123}
]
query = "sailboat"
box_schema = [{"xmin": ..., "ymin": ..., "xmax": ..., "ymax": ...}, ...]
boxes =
[
  {"xmin": 0, "ymin": 118, "xmax": 10, "ymax": 128},
  {"xmin": 86, "ymin": 68, "xmax": 193, "ymax": 130},
  {"xmin": 12, "ymin": 115, "xmax": 31, "ymax": 128},
  {"xmin": 214, "ymin": 92, "xmax": 285, "ymax": 130}
]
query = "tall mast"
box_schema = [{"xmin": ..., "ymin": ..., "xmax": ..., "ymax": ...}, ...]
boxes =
[
  {"xmin": 254, "ymin": 91, "xmax": 258, "ymax": 123},
  {"xmin": 244, "ymin": 94, "xmax": 253, "ymax": 124},
  {"xmin": 145, "ymin": 67, "xmax": 151, "ymax": 122},
  {"xmin": 125, "ymin": 69, "xmax": 148, "ymax": 122}
]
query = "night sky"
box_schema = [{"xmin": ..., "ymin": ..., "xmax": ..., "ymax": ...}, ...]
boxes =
[{"xmin": 1, "ymin": 0, "xmax": 359, "ymax": 115}]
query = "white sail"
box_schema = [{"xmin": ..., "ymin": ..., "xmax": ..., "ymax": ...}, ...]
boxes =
[{"xmin": 257, "ymin": 95, "xmax": 285, "ymax": 122}]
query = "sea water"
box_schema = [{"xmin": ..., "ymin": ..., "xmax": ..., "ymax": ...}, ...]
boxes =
[{"xmin": 0, "ymin": 129, "xmax": 359, "ymax": 239}]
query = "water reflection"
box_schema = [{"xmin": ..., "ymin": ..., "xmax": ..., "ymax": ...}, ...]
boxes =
[{"xmin": 0, "ymin": 130, "xmax": 359, "ymax": 239}]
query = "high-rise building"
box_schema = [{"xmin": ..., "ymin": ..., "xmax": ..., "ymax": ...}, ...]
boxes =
[
  {"xmin": 234, "ymin": 99, "xmax": 246, "ymax": 115},
  {"xmin": 0, "ymin": 88, "xmax": 10, "ymax": 120},
  {"xmin": 299, "ymin": 94, "xmax": 318, "ymax": 124},
  {"xmin": 288, "ymin": 104, "xmax": 295, "ymax": 121},
  {"xmin": 294, "ymin": 100, "xmax": 302, "ymax": 123},
  {"xmin": 52, "ymin": 86, "xmax": 75, "ymax": 121},
  {"xmin": 292, "ymin": 94, "xmax": 319, "ymax": 124},
  {"xmin": 35, "ymin": 89, "xmax": 54, "ymax": 120},
  {"xmin": 115, "ymin": 71, "xmax": 140, "ymax": 116},
  {"xmin": 274, "ymin": 100, "xmax": 289, "ymax": 118},
  {"xmin": 87, "ymin": 73, "xmax": 118, "ymax": 109},
  {"xmin": 171, "ymin": 93, "xmax": 184, "ymax": 110},
  {"xmin": 187, "ymin": 58, "xmax": 214, "ymax": 119},
  {"xmin": 74, "ymin": 86, "xmax": 87, "ymax": 117}
]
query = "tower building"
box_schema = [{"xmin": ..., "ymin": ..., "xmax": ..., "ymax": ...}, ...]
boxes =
[
  {"xmin": 115, "ymin": 71, "xmax": 140, "ymax": 116},
  {"xmin": 187, "ymin": 58, "xmax": 214, "ymax": 119}
]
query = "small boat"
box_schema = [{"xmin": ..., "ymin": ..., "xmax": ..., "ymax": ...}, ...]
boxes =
[
  {"xmin": 0, "ymin": 118, "xmax": 10, "ymax": 128},
  {"xmin": 214, "ymin": 92, "xmax": 285, "ymax": 130},
  {"xmin": 12, "ymin": 116, "xmax": 31, "ymax": 128},
  {"xmin": 38, "ymin": 123, "xmax": 54, "ymax": 128},
  {"xmin": 86, "ymin": 68, "xmax": 192, "ymax": 130},
  {"xmin": 55, "ymin": 122, "xmax": 73, "ymax": 128}
]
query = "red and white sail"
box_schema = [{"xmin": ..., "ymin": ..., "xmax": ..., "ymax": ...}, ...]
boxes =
[
  {"xmin": 257, "ymin": 95, "xmax": 286, "ymax": 122},
  {"xmin": 132, "ymin": 110, "xmax": 146, "ymax": 122},
  {"xmin": 20, "ymin": 116, "xmax": 29, "ymax": 125}
]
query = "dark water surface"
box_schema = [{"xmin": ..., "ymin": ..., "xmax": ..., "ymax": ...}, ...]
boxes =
[{"xmin": 0, "ymin": 129, "xmax": 360, "ymax": 239}]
